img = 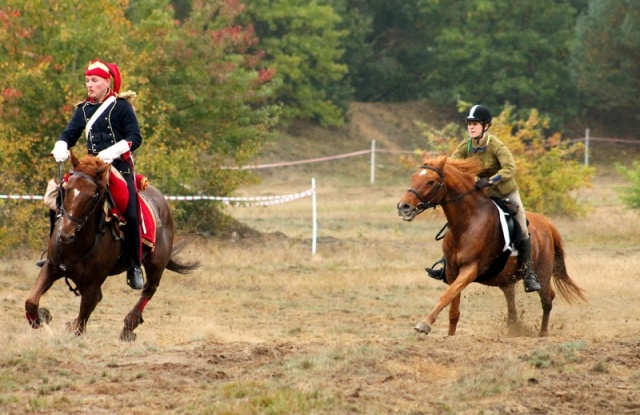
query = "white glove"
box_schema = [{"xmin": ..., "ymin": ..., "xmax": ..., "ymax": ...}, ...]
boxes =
[
  {"xmin": 51, "ymin": 141, "xmax": 69, "ymax": 163},
  {"xmin": 97, "ymin": 140, "xmax": 130, "ymax": 164}
]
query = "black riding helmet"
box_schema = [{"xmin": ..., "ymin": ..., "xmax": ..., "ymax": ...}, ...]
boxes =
[{"xmin": 466, "ymin": 105, "xmax": 492, "ymax": 124}]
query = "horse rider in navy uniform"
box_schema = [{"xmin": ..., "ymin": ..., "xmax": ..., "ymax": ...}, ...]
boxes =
[
  {"xmin": 425, "ymin": 104, "xmax": 541, "ymax": 293},
  {"xmin": 46, "ymin": 59, "xmax": 145, "ymax": 290}
]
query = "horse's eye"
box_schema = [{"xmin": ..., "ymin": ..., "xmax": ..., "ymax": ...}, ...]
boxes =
[{"xmin": 427, "ymin": 180, "xmax": 435, "ymax": 186}]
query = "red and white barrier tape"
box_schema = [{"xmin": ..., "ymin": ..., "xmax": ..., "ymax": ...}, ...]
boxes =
[
  {"xmin": 0, "ymin": 195, "xmax": 43, "ymax": 200},
  {"xmin": 0, "ymin": 190, "xmax": 314, "ymax": 208},
  {"xmin": 164, "ymin": 189, "xmax": 314, "ymax": 207},
  {"xmin": 221, "ymin": 149, "xmax": 371, "ymax": 170}
]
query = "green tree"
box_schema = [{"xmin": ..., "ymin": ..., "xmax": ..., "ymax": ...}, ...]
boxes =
[
  {"xmin": 241, "ymin": 0, "xmax": 349, "ymax": 126},
  {"xmin": 0, "ymin": 0, "xmax": 139, "ymax": 248},
  {"xmin": 344, "ymin": 0, "xmax": 431, "ymax": 102},
  {"xmin": 420, "ymin": 0, "xmax": 581, "ymax": 129},
  {"xmin": 616, "ymin": 162, "xmax": 640, "ymax": 210},
  {"xmin": 571, "ymin": 0, "xmax": 640, "ymax": 135},
  {"xmin": 130, "ymin": 0, "xmax": 280, "ymax": 232},
  {"xmin": 0, "ymin": 0, "xmax": 278, "ymax": 250}
]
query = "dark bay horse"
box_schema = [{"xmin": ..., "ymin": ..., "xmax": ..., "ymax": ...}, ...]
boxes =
[
  {"xmin": 396, "ymin": 155, "xmax": 586, "ymax": 337},
  {"xmin": 25, "ymin": 152, "xmax": 199, "ymax": 341}
]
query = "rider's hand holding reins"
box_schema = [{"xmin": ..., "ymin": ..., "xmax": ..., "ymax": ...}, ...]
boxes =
[
  {"xmin": 51, "ymin": 141, "xmax": 69, "ymax": 163},
  {"xmin": 475, "ymin": 177, "xmax": 493, "ymax": 189}
]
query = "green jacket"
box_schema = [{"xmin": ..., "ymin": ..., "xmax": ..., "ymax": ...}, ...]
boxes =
[{"xmin": 451, "ymin": 133, "xmax": 518, "ymax": 198}]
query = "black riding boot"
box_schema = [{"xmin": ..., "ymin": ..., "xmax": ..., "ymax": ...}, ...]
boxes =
[
  {"xmin": 518, "ymin": 238, "xmax": 541, "ymax": 292},
  {"xmin": 126, "ymin": 265, "xmax": 144, "ymax": 290},
  {"xmin": 124, "ymin": 221, "xmax": 144, "ymax": 290},
  {"xmin": 425, "ymin": 256, "xmax": 447, "ymax": 282}
]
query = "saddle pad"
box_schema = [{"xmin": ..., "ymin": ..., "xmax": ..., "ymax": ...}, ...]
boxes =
[
  {"xmin": 138, "ymin": 193, "xmax": 157, "ymax": 250},
  {"xmin": 493, "ymin": 201, "xmax": 512, "ymax": 252},
  {"xmin": 108, "ymin": 167, "xmax": 157, "ymax": 250}
]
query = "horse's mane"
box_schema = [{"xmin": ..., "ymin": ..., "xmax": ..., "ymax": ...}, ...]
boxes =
[
  {"xmin": 72, "ymin": 154, "xmax": 107, "ymax": 178},
  {"xmin": 423, "ymin": 155, "xmax": 485, "ymax": 178}
]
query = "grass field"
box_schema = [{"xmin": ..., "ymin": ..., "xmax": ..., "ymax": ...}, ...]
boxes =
[{"xmin": 1, "ymin": 104, "xmax": 639, "ymax": 414}]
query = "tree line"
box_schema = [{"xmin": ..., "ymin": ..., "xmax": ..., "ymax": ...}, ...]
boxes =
[
  {"xmin": 0, "ymin": 0, "xmax": 635, "ymax": 250},
  {"xmin": 202, "ymin": 0, "xmax": 637, "ymax": 135}
]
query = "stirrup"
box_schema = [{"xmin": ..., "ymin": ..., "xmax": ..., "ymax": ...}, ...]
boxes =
[
  {"xmin": 35, "ymin": 259, "xmax": 47, "ymax": 268},
  {"xmin": 425, "ymin": 257, "xmax": 446, "ymax": 281},
  {"xmin": 127, "ymin": 266, "xmax": 144, "ymax": 290},
  {"xmin": 523, "ymin": 272, "xmax": 541, "ymax": 293}
]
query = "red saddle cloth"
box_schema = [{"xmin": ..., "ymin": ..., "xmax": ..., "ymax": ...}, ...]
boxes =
[{"xmin": 107, "ymin": 168, "xmax": 157, "ymax": 250}]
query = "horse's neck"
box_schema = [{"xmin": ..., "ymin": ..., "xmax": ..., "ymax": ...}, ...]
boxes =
[{"xmin": 442, "ymin": 194, "xmax": 495, "ymax": 234}]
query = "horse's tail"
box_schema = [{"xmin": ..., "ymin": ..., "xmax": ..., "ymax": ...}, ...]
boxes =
[
  {"xmin": 549, "ymin": 223, "xmax": 587, "ymax": 304},
  {"xmin": 166, "ymin": 237, "xmax": 201, "ymax": 275}
]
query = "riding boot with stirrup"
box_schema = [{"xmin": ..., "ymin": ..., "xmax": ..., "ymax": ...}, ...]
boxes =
[
  {"xmin": 425, "ymin": 256, "xmax": 447, "ymax": 282},
  {"xmin": 127, "ymin": 265, "xmax": 144, "ymax": 290},
  {"xmin": 518, "ymin": 238, "xmax": 541, "ymax": 292}
]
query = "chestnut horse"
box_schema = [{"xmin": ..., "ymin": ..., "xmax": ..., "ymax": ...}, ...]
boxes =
[
  {"xmin": 25, "ymin": 152, "xmax": 199, "ymax": 341},
  {"xmin": 396, "ymin": 155, "xmax": 586, "ymax": 337}
]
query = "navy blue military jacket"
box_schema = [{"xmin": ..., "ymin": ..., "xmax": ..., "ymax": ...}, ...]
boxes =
[{"xmin": 58, "ymin": 97, "xmax": 142, "ymax": 155}]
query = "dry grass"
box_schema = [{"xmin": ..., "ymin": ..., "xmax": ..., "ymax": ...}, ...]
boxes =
[{"xmin": 1, "ymin": 107, "xmax": 640, "ymax": 414}]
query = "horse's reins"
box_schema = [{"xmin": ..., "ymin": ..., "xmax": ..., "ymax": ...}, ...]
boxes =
[
  {"xmin": 406, "ymin": 164, "xmax": 478, "ymax": 215},
  {"xmin": 55, "ymin": 169, "xmax": 106, "ymax": 295}
]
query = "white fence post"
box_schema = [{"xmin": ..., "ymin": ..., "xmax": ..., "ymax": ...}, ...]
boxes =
[
  {"xmin": 370, "ymin": 140, "xmax": 376, "ymax": 184},
  {"xmin": 311, "ymin": 177, "xmax": 317, "ymax": 255},
  {"xmin": 584, "ymin": 128, "xmax": 590, "ymax": 166}
]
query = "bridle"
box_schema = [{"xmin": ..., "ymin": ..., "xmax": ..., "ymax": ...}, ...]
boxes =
[
  {"xmin": 406, "ymin": 164, "xmax": 478, "ymax": 214},
  {"xmin": 55, "ymin": 169, "xmax": 107, "ymax": 295},
  {"xmin": 59, "ymin": 170, "xmax": 103, "ymax": 234}
]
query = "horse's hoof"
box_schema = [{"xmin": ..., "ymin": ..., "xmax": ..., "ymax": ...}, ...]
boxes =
[
  {"xmin": 38, "ymin": 308, "xmax": 52, "ymax": 325},
  {"xmin": 414, "ymin": 321, "xmax": 432, "ymax": 335},
  {"xmin": 120, "ymin": 330, "xmax": 136, "ymax": 342}
]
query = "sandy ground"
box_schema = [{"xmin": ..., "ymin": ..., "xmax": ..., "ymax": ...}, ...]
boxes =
[{"xmin": 2, "ymin": 173, "xmax": 639, "ymax": 415}]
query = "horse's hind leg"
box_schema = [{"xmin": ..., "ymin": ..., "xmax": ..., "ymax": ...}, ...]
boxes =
[
  {"xmin": 537, "ymin": 277, "xmax": 555, "ymax": 337},
  {"xmin": 447, "ymin": 293, "xmax": 461, "ymax": 336},
  {"xmin": 120, "ymin": 267, "xmax": 161, "ymax": 342}
]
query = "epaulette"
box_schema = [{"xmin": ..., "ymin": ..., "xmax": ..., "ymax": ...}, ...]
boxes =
[
  {"xmin": 74, "ymin": 99, "xmax": 87, "ymax": 108},
  {"xmin": 119, "ymin": 90, "xmax": 137, "ymax": 104}
]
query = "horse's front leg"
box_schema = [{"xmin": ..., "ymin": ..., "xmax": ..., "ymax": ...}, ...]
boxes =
[
  {"xmin": 499, "ymin": 283, "xmax": 518, "ymax": 327},
  {"xmin": 415, "ymin": 263, "xmax": 477, "ymax": 335},
  {"xmin": 25, "ymin": 264, "xmax": 58, "ymax": 328},
  {"xmin": 67, "ymin": 283, "xmax": 103, "ymax": 335}
]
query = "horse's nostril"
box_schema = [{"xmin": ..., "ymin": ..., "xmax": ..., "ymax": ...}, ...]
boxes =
[{"xmin": 60, "ymin": 233, "xmax": 74, "ymax": 244}]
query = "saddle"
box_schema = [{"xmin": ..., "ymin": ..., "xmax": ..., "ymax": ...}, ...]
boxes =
[
  {"xmin": 104, "ymin": 167, "xmax": 158, "ymax": 250},
  {"xmin": 474, "ymin": 197, "xmax": 524, "ymax": 282}
]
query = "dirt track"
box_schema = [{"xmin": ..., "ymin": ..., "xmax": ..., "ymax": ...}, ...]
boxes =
[
  {"xmin": 2, "ymin": 104, "xmax": 640, "ymax": 414},
  {"xmin": 2, "ymin": 214, "xmax": 639, "ymax": 414}
]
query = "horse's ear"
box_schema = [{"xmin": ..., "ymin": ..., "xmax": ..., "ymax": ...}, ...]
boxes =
[
  {"xmin": 70, "ymin": 150, "xmax": 79, "ymax": 168},
  {"xmin": 96, "ymin": 164, "xmax": 110, "ymax": 186},
  {"xmin": 434, "ymin": 155, "xmax": 448, "ymax": 170},
  {"xmin": 421, "ymin": 151, "xmax": 432, "ymax": 164}
]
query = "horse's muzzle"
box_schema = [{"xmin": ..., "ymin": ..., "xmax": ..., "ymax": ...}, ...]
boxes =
[{"xmin": 396, "ymin": 202, "xmax": 417, "ymax": 221}]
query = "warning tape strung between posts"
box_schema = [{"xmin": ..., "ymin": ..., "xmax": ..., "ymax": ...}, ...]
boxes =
[
  {"xmin": 163, "ymin": 188, "xmax": 314, "ymax": 207},
  {"xmin": 0, "ymin": 195, "xmax": 44, "ymax": 201},
  {"xmin": 0, "ymin": 189, "xmax": 314, "ymax": 208}
]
